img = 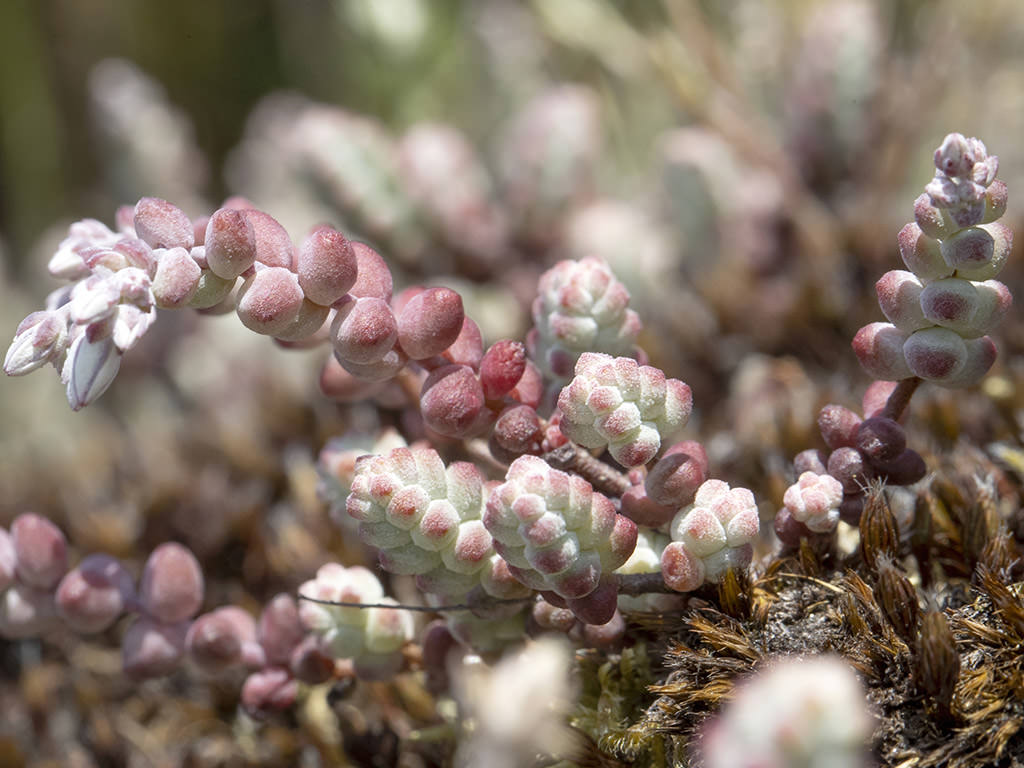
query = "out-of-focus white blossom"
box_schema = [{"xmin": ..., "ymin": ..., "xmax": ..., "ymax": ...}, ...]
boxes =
[{"xmin": 453, "ymin": 638, "xmax": 577, "ymax": 768}]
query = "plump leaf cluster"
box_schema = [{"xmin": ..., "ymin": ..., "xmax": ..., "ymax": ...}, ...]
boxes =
[
  {"xmin": 558, "ymin": 352, "xmax": 693, "ymax": 468},
  {"xmin": 297, "ymin": 563, "xmax": 414, "ymax": 680},
  {"xmin": 346, "ymin": 446, "xmax": 529, "ymax": 603},
  {"xmin": 484, "ymin": 455, "xmax": 638, "ymax": 623},
  {"xmin": 529, "ymin": 256, "xmax": 642, "ymax": 380},
  {"xmin": 854, "ymin": 133, "xmax": 1011, "ymax": 387},
  {"xmin": 660, "ymin": 480, "xmax": 760, "ymax": 592}
]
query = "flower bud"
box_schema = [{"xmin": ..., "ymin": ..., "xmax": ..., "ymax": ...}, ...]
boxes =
[
  {"xmin": 65, "ymin": 332, "xmax": 122, "ymax": 411},
  {"xmin": 4, "ymin": 311, "xmax": 68, "ymax": 376}
]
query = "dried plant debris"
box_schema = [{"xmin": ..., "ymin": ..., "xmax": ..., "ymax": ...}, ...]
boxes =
[{"xmin": 569, "ymin": 540, "xmax": 1024, "ymax": 768}]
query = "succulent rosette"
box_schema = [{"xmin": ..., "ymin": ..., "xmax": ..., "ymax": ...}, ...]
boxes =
[
  {"xmin": 661, "ymin": 479, "xmax": 760, "ymax": 593},
  {"xmin": 854, "ymin": 133, "xmax": 1012, "ymax": 387},
  {"xmin": 530, "ymin": 257, "xmax": 642, "ymax": 380},
  {"xmin": 483, "ymin": 455, "xmax": 637, "ymax": 623},
  {"xmin": 557, "ymin": 353, "xmax": 693, "ymax": 468},
  {"xmin": 298, "ymin": 563, "xmax": 413, "ymax": 679},
  {"xmin": 346, "ymin": 447, "xmax": 529, "ymax": 602}
]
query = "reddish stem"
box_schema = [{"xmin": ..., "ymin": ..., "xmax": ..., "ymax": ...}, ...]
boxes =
[{"xmin": 882, "ymin": 377, "xmax": 922, "ymax": 422}]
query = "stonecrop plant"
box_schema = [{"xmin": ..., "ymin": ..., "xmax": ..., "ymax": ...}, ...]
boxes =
[{"xmin": 2, "ymin": 129, "xmax": 1018, "ymax": 767}]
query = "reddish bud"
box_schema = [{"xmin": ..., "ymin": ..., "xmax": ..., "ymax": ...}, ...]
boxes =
[
  {"xmin": 480, "ymin": 340, "xmax": 527, "ymax": 400},
  {"xmin": 139, "ymin": 543, "xmax": 204, "ymax": 624},
  {"xmin": 297, "ymin": 225, "xmax": 358, "ymax": 306},
  {"xmin": 421, "ymin": 364, "xmax": 487, "ymax": 437},
  {"xmin": 397, "ymin": 287, "xmax": 464, "ymax": 360},
  {"xmin": 204, "ymin": 208, "xmax": 258, "ymax": 279}
]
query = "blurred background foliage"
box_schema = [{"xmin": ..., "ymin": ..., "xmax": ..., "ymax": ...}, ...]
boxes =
[{"xmin": 1, "ymin": 0, "xmax": 1022, "ymax": 265}]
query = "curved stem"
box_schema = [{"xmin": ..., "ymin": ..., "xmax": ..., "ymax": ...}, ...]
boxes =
[
  {"xmin": 542, "ymin": 442, "xmax": 632, "ymax": 497},
  {"xmin": 881, "ymin": 377, "xmax": 922, "ymax": 422}
]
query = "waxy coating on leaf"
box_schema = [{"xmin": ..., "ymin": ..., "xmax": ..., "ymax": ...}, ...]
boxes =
[
  {"xmin": 236, "ymin": 267, "xmax": 305, "ymax": 336},
  {"xmin": 875, "ymin": 271, "xmax": 928, "ymax": 332},
  {"xmin": 297, "ymin": 225, "xmax": 358, "ymax": 306},
  {"xmin": 645, "ymin": 441, "xmax": 709, "ymax": 508},
  {"xmin": 783, "ymin": 472, "xmax": 843, "ymax": 533},
  {"xmin": 852, "ymin": 323, "xmax": 912, "ymax": 381},
  {"xmin": 857, "ymin": 133, "xmax": 1011, "ymax": 389},
  {"xmin": 331, "ymin": 296, "xmax": 398, "ymax": 365},
  {"xmin": 299, "ymin": 563, "xmax": 413, "ymax": 672},
  {"xmin": 484, "ymin": 455, "xmax": 637, "ymax": 614},
  {"xmin": 661, "ymin": 479, "xmax": 759, "ymax": 592},
  {"xmin": 243, "ymin": 209, "xmax": 295, "ymax": 269},
  {"xmin": 133, "ymin": 198, "xmax": 194, "ymax": 251},
  {"xmin": 531, "ymin": 257, "xmax": 642, "ymax": 379},
  {"xmin": 204, "ymin": 208, "xmax": 258, "ymax": 280},
  {"xmin": 558, "ymin": 352, "xmax": 693, "ymax": 468},
  {"xmin": 421, "ymin": 364, "xmax": 487, "ymax": 437},
  {"xmin": 397, "ymin": 286, "xmax": 464, "ymax": 360},
  {"xmin": 152, "ymin": 247, "xmax": 202, "ymax": 309},
  {"xmin": 349, "ymin": 242, "xmax": 393, "ymax": 301},
  {"xmin": 480, "ymin": 340, "xmax": 527, "ymax": 400}
]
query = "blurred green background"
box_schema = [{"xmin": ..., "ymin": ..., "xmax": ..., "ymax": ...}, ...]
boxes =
[{"xmin": 4, "ymin": 0, "xmax": 1024, "ymax": 271}]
